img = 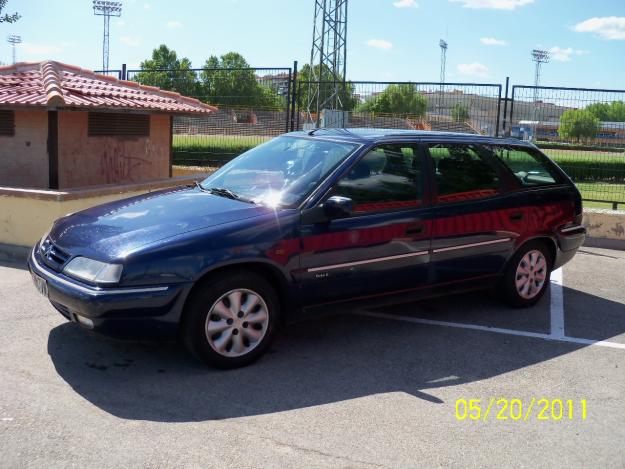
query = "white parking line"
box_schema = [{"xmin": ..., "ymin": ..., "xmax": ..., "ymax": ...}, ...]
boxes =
[
  {"xmin": 356, "ymin": 267, "xmax": 625, "ymax": 351},
  {"xmin": 550, "ymin": 268, "xmax": 565, "ymax": 338}
]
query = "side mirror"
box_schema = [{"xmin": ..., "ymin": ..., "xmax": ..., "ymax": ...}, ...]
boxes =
[{"xmin": 323, "ymin": 196, "xmax": 353, "ymax": 220}]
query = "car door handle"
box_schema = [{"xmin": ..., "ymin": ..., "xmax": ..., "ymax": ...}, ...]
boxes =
[
  {"xmin": 509, "ymin": 212, "xmax": 524, "ymax": 221},
  {"xmin": 406, "ymin": 224, "xmax": 424, "ymax": 235}
]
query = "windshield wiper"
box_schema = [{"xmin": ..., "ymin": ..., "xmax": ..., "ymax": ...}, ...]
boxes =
[{"xmin": 204, "ymin": 186, "xmax": 256, "ymax": 204}]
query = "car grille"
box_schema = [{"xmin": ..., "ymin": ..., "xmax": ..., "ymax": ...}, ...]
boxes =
[{"xmin": 39, "ymin": 238, "xmax": 70, "ymax": 272}]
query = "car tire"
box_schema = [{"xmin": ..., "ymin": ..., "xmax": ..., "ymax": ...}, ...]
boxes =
[
  {"xmin": 500, "ymin": 241, "xmax": 552, "ymax": 308},
  {"xmin": 182, "ymin": 271, "xmax": 279, "ymax": 369}
]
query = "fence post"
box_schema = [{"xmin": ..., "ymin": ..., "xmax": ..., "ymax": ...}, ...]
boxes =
[
  {"xmin": 285, "ymin": 68, "xmax": 292, "ymax": 133},
  {"xmin": 290, "ymin": 61, "xmax": 298, "ymax": 132},
  {"xmin": 122, "ymin": 63, "xmax": 127, "ymax": 81},
  {"xmin": 500, "ymin": 77, "xmax": 509, "ymax": 137}
]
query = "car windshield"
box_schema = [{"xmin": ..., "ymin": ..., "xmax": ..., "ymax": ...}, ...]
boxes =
[{"xmin": 200, "ymin": 136, "xmax": 359, "ymax": 208}]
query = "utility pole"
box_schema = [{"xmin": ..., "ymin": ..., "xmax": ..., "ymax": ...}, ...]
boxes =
[
  {"xmin": 7, "ymin": 35, "xmax": 21, "ymax": 64},
  {"xmin": 93, "ymin": 1, "xmax": 122, "ymax": 72}
]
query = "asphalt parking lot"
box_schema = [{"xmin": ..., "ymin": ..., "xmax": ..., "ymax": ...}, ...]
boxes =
[{"xmin": 1, "ymin": 247, "xmax": 624, "ymax": 468}]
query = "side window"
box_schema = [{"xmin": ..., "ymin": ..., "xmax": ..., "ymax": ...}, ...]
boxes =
[
  {"xmin": 429, "ymin": 143, "xmax": 501, "ymax": 203},
  {"xmin": 332, "ymin": 144, "xmax": 423, "ymax": 213},
  {"xmin": 492, "ymin": 146, "xmax": 561, "ymax": 187}
]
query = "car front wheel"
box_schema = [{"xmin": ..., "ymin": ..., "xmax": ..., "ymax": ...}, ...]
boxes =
[
  {"xmin": 182, "ymin": 271, "xmax": 279, "ymax": 368},
  {"xmin": 500, "ymin": 241, "xmax": 552, "ymax": 308}
]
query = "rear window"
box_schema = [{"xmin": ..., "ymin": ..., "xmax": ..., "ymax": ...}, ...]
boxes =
[
  {"xmin": 428, "ymin": 143, "xmax": 501, "ymax": 203},
  {"xmin": 492, "ymin": 146, "xmax": 562, "ymax": 187}
]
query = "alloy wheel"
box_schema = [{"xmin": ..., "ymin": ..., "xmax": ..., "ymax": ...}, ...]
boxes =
[
  {"xmin": 205, "ymin": 289, "xmax": 269, "ymax": 358},
  {"xmin": 515, "ymin": 249, "xmax": 548, "ymax": 300}
]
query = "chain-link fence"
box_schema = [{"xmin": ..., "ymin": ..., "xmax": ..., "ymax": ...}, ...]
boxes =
[
  {"xmin": 93, "ymin": 64, "xmax": 625, "ymax": 209},
  {"xmin": 124, "ymin": 67, "xmax": 292, "ymax": 172},
  {"xmin": 295, "ymin": 81, "xmax": 502, "ymax": 137},
  {"xmin": 509, "ymin": 86, "xmax": 625, "ymax": 209}
]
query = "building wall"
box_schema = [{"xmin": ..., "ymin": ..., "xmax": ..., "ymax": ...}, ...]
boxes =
[
  {"xmin": 0, "ymin": 110, "xmax": 49, "ymax": 189},
  {"xmin": 58, "ymin": 111, "xmax": 170, "ymax": 188}
]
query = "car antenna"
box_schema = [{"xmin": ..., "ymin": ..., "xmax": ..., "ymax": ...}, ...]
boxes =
[{"xmin": 308, "ymin": 127, "xmax": 323, "ymax": 136}]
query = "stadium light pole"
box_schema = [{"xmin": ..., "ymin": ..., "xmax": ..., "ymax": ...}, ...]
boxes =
[
  {"xmin": 531, "ymin": 48, "xmax": 550, "ymax": 141},
  {"xmin": 438, "ymin": 39, "xmax": 448, "ymax": 116},
  {"xmin": 93, "ymin": 1, "xmax": 122, "ymax": 72},
  {"xmin": 439, "ymin": 39, "xmax": 448, "ymax": 84},
  {"xmin": 7, "ymin": 35, "xmax": 22, "ymax": 64}
]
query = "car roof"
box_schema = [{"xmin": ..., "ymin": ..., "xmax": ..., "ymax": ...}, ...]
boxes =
[{"xmin": 287, "ymin": 128, "xmax": 532, "ymax": 147}]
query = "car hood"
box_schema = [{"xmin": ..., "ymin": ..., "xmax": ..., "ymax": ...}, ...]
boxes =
[{"xmin": 50, "ymin": 186, "xmax": 271, "ymax": 260}]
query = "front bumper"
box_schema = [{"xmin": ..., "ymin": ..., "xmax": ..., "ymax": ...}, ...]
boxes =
[{"xmin": 28, "ymin": 247, "xmax": 192, "ymax": 337}]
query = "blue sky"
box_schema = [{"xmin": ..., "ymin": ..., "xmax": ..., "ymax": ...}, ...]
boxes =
[{"xmin": 2, "ymin": 0, "xmax": 625, "ymax": 88}]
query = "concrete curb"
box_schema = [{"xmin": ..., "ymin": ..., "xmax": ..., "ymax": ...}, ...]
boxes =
[
  {"xmin": 0, "ymin": 243, "xmax": 30, "ymax": 267},
  {"xmin": 583, "ymin": 237, "xmax": 625, "ymax": 252}
]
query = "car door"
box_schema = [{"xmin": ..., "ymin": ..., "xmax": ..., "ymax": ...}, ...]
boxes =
[
  {"xmin": 297, "ymin": 142, "xmax": 432, "ymax": 308},
  {"xmin": 426, "ymin": 141, "xmax": 516, "ymax": 284}
]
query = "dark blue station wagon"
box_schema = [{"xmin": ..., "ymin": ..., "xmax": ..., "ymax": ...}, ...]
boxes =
[{"xmin": 29, "ymin": 129, "xmax": 586, "ymax": 368}]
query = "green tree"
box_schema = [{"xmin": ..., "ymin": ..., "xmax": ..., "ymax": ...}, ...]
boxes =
[
  {"xmin": 0, "ymin": 0, "xmax": 20, "ymax": 23},
  {"xmin": 295, "ymin": 63, "xmax": 359, "ymax": 112},
  {"xmin": 558, "ymin": 109, "xmax": 601, "ymax": 142},
  {"xmin": 200, "ymin": 52, "xmax": 283, "ymax": 108},
  {"xmin": 134, "ymin": 45, "xmax": 197, "ymax": 96},
  {"xmin": 357, "ymin": 84, "xmax": 427, "ymax": 116},
  {"xmin": 586, "ymin": 101, "xmax": 625, "ymax": 122},
  {"xmin": 451, "ymin": 103, "xmax": 470, "ymax": 122}
]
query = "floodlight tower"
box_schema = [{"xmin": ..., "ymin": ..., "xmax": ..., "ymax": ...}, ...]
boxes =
[
  {"xmin": 530, "ymin": 48, "xmax": 550, "ymax": 140},
  {"xmin": 307, "ymin": 0, "xmax": 349, "ymax": 127},
  {"xmin": 93, "ymin": 1, "xmax": 122, "ymax": 72},
  {"xmin": 439, "ymin": 39, "xmax": 448, "ymax": 84},
  {"xmin": 7, "ymin": 35, "xmax": 21, "ymax": 64}
]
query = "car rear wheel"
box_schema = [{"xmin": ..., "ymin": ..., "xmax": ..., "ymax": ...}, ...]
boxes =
[
  {"xmin": 500, "ymin": 241, "xmax": 552, "ymax": 308},
  {"xmin": 182, "ymin": 271, "xmax": 279, "ymax": 369}
]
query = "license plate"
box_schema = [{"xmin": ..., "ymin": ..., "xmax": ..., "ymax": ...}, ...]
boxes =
[{"xmin": 32, "ymin": 272, "xmax": 49, "ymax": 298}]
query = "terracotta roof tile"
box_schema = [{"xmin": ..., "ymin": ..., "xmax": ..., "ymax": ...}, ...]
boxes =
[{"xmin": 0, "ymin": 60, "xmax": 217, "ymax": 115}]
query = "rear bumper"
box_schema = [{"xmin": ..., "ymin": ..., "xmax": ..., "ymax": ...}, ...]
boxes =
[
  {"xmin": 554, "ymin": 225, "xmax": 586, "ymax": 269},
  {"xmin": 28, "ymin": 247, "xmax": 192, "ymax": 337}
]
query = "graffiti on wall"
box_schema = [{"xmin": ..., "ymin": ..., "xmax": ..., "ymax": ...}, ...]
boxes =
[{"xmin": 99, "ymin": 144, "xmax": 153, "ymax": 184}]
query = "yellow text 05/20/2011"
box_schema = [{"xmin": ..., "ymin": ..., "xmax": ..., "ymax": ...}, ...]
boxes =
[{"xmin": 455, "ymin": 398, "xmax": 588, "ymax": 422}]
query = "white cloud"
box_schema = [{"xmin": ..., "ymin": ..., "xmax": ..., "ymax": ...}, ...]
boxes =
[
  {"xmin": 450, "ymin": 0, "xmax": 533, "ymax": 10},
  {"xmin": 393, "ymin": 0, "xmax": 418, "ymax": 8},
  {"xmin": 120, "ymin": 36, "xmax": 141, "ymax": 47},
  {"xmin": 21, "ymin": 43, "xmax": 63, "ymax": 56},
  {"xmin": 481, "ymin": 37, "xmax": 507, "ymax": 46},
  {"xmin": 166, "ymin": 20, "xmax": 183, "ymax": 28},
  {"xmin": 457, "ymin": 62, "xmax": 489, "ymax": 77},
  {"xmin": 366, "ymin": 39, "xmax": 394, "ymax": 50},
  {"xmin": 549, "ymin": 46, "xmax": 590, "ymax": 62},
  {"xmin": 574, "ymin": 16, "xmax": 625, "ymax": 41},
  {"xmin": 143, "ymin": 3, "xmax": 151, "ymax": 10}
]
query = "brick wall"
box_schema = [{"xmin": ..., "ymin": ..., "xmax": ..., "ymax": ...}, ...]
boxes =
[
  {"xmin": 58, "ymin": 111, "xmax": 170, "ymax": 188},
  {"xmin": 0, "ymin": 110, "xmax": 49, "ymax": 189}
]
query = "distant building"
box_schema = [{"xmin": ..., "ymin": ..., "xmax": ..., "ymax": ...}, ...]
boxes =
[
  {"xmin": 512, "ymin": 120, "xmax": 625, "ymax": 144},
  {"xmin": 0, "ymin": 61, "xmax": 216, "ymax": 189}
]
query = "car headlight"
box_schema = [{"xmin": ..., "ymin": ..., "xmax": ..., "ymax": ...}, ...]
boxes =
[{"xmin": 63, "ymin": 257, "xmax": 123, "ymax": 285}]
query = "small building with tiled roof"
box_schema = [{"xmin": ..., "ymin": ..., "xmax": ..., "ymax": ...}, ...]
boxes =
[{"xmin": 0, "ymin": 60, "xmax": 216, "ymax": 189}]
